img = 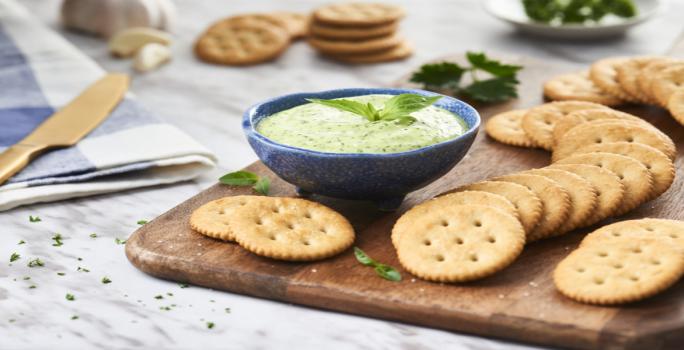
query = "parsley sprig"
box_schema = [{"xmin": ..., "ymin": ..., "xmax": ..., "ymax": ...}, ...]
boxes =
[
  {"xmin": 308, "ymin": 93, "xmax": 442, "ymax": 126},
  {"xmin": 410, "ymin": 52, "xmax": 523, "ymax": 104},
  {"xmin": 219, "ymin": 171, "xmax": 270, "ymax": 195},
  {"xmin": 522, "ymin": 0, "xmax": 637, "ymax": 24},
  {"xmin": 353, "ymin": 247, "xmax": 401, "ymax": 282}
]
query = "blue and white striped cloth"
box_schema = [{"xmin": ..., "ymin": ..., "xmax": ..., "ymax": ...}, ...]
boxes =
[{"xmin": 0, "ymin": 0, "xmax": 216, "ymax": 211}]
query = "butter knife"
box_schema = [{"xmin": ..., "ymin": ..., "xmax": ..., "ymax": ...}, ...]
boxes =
[{"xmin": 0, "ymin": 73, "xmax": 129, "ymax": 185}]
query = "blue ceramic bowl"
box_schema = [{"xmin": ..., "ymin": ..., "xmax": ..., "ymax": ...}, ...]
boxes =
[{"xmin": 243, "ymin": 88, "xmax": 480, "ymax": 210}]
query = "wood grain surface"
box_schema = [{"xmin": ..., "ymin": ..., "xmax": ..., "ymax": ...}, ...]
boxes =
[{"xmin": 126, "ymin": 42, "xmax": 684, "ymax": 350}]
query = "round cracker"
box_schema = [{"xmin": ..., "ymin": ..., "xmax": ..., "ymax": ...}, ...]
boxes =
[
  {"xmin": 449, "ymin": 181, "xmax": 543, "ymax": 234},
  {"xmin": 552, "ymin": 120, "xmax": 676, "ymax": 162},
  {"xmin": 589, "ymin": 57, "xmax": 640, "ymax": 103},
  {"xmin": 309, "ymin": 20, "xmax": 398, "ymax": 39},
  {"xmin": 554, "ymin": 238, "xmax": 684, "ymax": 305},
  {"xmin": 189, "ymin": 195, "xmax": 268, "ymax": 241},
  {"xmin": 667, "ymin": 87, "xmax": 684, "ymax": 126},
  {"xmin": 652, "ymin": 65, "xmax": 684, "ymax": 107},
  {"xmin": 220, "ymin": 14, "xmax": 291, "ymax": 33},
  {"xmin": 551, "ymin": 109, "xmax": 643, "ymax": 144},
  {"xmin": 229, "ymin": 197, "xmax": 355, "ymax": 261},
  {"xmin": 555, "ymin": 152, "xmax": 654, "ymax": 215},
  {"xmin": 615, "ymin": 57, "xmax": 664, "ymax": 104},
  {"xmin": 573, "ymin": 142, "xmax": 675, "ymax": 199},
  {"xmin": 543, "ymin": 71, "xmax": 623, "ymax": 106},
  {"xmin": 391, "ymin": 190, "xmax": 518, "ymax": 248},
  {"xmin": 522, "ymin": 101, "xmax": 609, "ymax": 151},
  {"xmin": 396, "ymin": 205, "xmax": 525, "ymax": 282},
  {"xmin": 581, "ymin": 219, "xmax": 684, "ymax": 251},
  {"xmin": 524, "ymin": 168, "xmax": 597, "ymax": 235},
  {"xmin": 194, "ymin": 20, "xmax": 290, "ymax": 66},
  {"xmin": 308, "ymin": 33, "xmax": 403, "ymax": 55},
  {"xmin": 485, "ymin": 109, "xmax": 537, "ymax": 148},
  {"xmin": 326, "ymin": 40, "xmax": 413, "ymax": 64},
  {"xmin": 493, "ymin": 173, "xmax": 571, "ymax": 242},
  {"xmin": 313, "ymin": 3, "xmax": 405, "ymax": 27},
  {"xmin": 548, "ymin": 164, "xmax": 625, "ymax": 226}
]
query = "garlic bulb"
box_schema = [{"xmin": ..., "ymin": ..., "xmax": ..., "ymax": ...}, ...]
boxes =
[{"xmin": 61, "ymin": 0, "xmax": 176, "ymax": 38}]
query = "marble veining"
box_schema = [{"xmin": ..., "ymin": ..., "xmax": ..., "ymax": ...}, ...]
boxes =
[{"xmin": 2, "ymin": 0, "xmax": 684, "ymax": 349}]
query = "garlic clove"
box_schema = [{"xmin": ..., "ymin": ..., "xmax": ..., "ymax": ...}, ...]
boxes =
[
  {"xmin": 153, "ymin": 0, "xmax": 177, "ymax": 31},
  {"xmin": 133, "ymin": 43, "xmax": 172, "ymax": 72},
  {"xmin": 109, "ymin": 27, "xmax": 172, "ymax": 58}
]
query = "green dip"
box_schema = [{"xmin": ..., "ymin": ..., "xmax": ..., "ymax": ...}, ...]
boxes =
[{"xmin": 256, "ymin": 94, "xmax": 467, "ymax": 153}]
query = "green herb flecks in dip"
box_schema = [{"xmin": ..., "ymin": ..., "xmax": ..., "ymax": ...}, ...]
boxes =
[{"xmin": 257, "ymin": 94, "xmax": 467, "ymax": 154}]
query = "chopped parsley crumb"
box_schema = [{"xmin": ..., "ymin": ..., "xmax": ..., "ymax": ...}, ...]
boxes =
[
  {"xmin": 159, "ymin": 306, "xmax": 171, "ymax": 311},
  {"xmin": 28, "ymin": 285, "xmax": 36, "ymax": 289},
  {"xmin": 65, "ymin": 293, "xmax": 75, "ymax": 301},
  {"xmin": 166, "ymin": 292, "xmax": 173, "ymax": 297},
  {"xmin": 76, "ymin": 267, "xmax": 90, "ymax": 273},
  {"xmin": 101, "ymin": 277, "xmax": 112, "ymax": 284},
  {"xmin": 57, "ymin": 272, "xmax": 65, "ymax": 276},
  {"xmin": 10, "ymin": 252, "xmax": 20, "ymax": 263},
  {"xmin": 225, "ymin": 308, "xmax": 231, "ymax": 313},
  {"xmin": 51, "ymin": 233, "xmax": 63, "ymax": 247},
  {"xmin": 29, "ymin": 215, "xmax": 41, "ymax": 222},
  {"xmin": 18, "ymin": 240, "xmax": 25, "ymax": 245},
  {"xmin": 77, "ymin": 257, "xmax": 82, "ymax": 261},
  {"xmin": 206, "ymin": 322, "xmax": 215, "ymax": 329},
  {"xmin": 179, "ymin": 283, "xmax": 189, "ymax": 288},
  {"xmin": 89, "ymin": 233, "xmax": 97, "ymax": 238},
  {"xmin": 23, "ymin": 276, "xmax": 30, "ymax": 280},
  {"xmin": 209, "ymin": 300, "xmax": 215, "ymax": 303},
  {"xmin": 115, "ymin": 238, "xmax": 127, "ymax": 245},
  {"xmin": 154, "ymin": 295, "xmax": 164, "ymax": 300},
  {"xmin": 27, "ymin": 258, "xmax": 44, "ymax": 267},
  {"xmin": 137, "ymin": 220, "xmax": 148, "ymax": 225},
  {"xmin": 71, "ymin": 315, "xmax": 79, "ymax": 320}
]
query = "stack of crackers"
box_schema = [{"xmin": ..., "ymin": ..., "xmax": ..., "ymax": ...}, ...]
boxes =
[
  {"xmin": 555, "ymin": 219, "xmax": 684, "ymax": 305},
  {"xmin": 194, "ymin": 12, "xmax": 308, "ymax": 65},
  {"xmin": 393, "ymin": 107, "xmax": 676, "ymax": 288},
  {"xmin": 543, "ymin": 56, "xmax": 684, "ymax": 126},
  {"xmin": 307, "ymin": 3, "xmax": 412, "ymax": 64},
  {"xmin": 190, "ymin": 196, "xmax": 355, "ymax": 261}
]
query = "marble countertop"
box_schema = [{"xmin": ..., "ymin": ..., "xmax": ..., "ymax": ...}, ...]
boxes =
[{"xmin": 2, "ymin": 0, "xmax": 684, "ymax": 349}]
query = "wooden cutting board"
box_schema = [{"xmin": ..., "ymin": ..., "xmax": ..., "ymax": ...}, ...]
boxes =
[{"xmin": 126, "ymin": 38, "xmax": 684, "ymax": 350}]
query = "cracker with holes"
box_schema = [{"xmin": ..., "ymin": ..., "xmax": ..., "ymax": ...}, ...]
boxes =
[
  {"xmin": 552, "ymin": 120, "xmax": 676, "ymax": 162},
  {"xmin": 589, "ymin": 57, "xmax": 640, "ymax": 103},
  {"xmin": 271, "ymin": 12, "xmax": 309, "ymax": 39},
  {"xmin": 312, "ymin": 2, "xmax": 405, "ymax": 27},
  {"xmin": 581, "ymin": 219, "xmax": 684, "ymax": 251},
  {"xmin": 327, "ymin": 41, "xmax": 413, "ymax": 64},
  {"xmin": 190, "ymin": 195, "xmax": 267, "ymax": 241},
  {"xmin": 392, "ymin": 191, "xmax": 519, "ymax": 248},
  {"xmin": 572, "ymin": 142, "xmax": 675, "ymax": 199},
  {"xmin": 309, "ymin": 20, "xmax": 399, "ymax": 40},
  {"xmin": 485, "ymin": 110, "xmax": 537, "ymax": 148},
  {"xmin": 395, "ymin": 205, "xmax": 525, "ymax": 282},
  {"xmin": 554, "ymin": 238, "xmax": 684, "ymax": 305},
  {"xmin": 548, "ymin": 164, "xmax": 625, "ymax": 226},
  {"xmin": 543, "ymin": 71, "xmax": 623, "ymax": 106},
  {"xmin": 555, "ymin": 152, "xmax": 653, "ymax": 215},
  {"xmin": 450, "ymin": 181, "xmax": 543, "ymax": 234},
  {"xmin": 524, "ymin": 168, "xmax": 597, "ymax": 235},
  {"xmin": 551, "ymin": 109, "xmax": 643, "ymax": 145},
  {"xmin": 194, "ymin": 20, "xmax": 290, "ymax": 66},
  {"xmin": 637, "ymin": 58, "xmax": 681, "ymax": 102},
  {"xmin": 493, "ymin": 174, "xmax": 570, "ymax": 242},
  {"xmin": 229, "ymin": 197, "xmax": 355, "ymax": 261},
  {"xmin": 522, "ymin": 101, "xmax": 609, "ymax": 150}
]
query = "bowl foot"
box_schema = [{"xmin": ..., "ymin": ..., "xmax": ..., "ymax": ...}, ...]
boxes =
[
  {"xmin": 375, "ymin": 196, "xmax": 405, "ymax": 212},
  {"xmin": 296, "ymin": 187, "xmax": 312, "ymax": 198}
]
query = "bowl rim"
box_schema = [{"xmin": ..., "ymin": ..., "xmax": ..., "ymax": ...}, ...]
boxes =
[{"xmin": 242, "ymin": 88, "xmax": 481, "ymax": 159}]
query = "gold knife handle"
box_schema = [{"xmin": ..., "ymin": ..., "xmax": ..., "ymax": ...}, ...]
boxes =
[{"xmin": 0, "ymin": 144, "xmax": 47, "ymax": 185}]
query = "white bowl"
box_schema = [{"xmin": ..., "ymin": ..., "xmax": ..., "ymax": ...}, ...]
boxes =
[{"xmin": 484, "ymin": 0, "xmax": 663, "ymax": 40}]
